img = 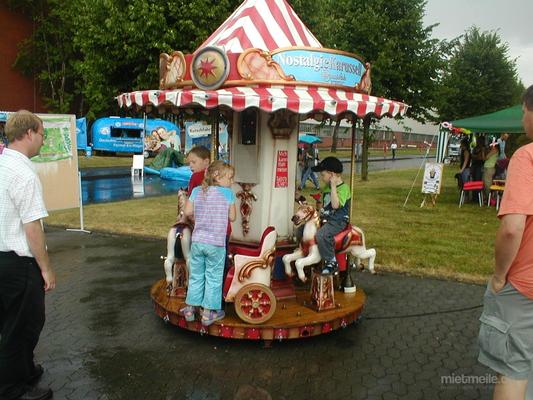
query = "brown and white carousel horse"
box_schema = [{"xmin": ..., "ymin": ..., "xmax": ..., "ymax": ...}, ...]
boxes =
[
  {"xmin": 283, "ymin": 204, "xmax": 376, "ymax": 282},
  {"xmin": 163, "ymin": 189, "xmax": 192, "ymax": 286}
]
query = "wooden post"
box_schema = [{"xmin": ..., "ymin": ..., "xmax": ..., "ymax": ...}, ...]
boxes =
[
  {"xmin": 309, "ymin": 272, "xmax": 335, "ymax": 311},
  {"xmin": 170, "ymin": 261, "xmax": 188, "ymax": 298},
  {"xmin": 361, "ymin": 115, "xmax": 371, "ymax": 181}
]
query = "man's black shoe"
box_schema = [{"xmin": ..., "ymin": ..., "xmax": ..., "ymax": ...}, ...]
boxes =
[
  {"xmin": 17, "ymin": 386, "xmax": 52, "ymax": 400},
  {"xmin": 27, "ymin": 364, "xmax": 44, "ymax": 385}
]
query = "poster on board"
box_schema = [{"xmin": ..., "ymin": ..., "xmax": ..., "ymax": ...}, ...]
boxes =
[
  {"xmin": 33, "ymin": 114, "xmax": 80, "ymax": 211},
  {"xmin": 421, "ymin": 162, "xmax": 444, "ymax": 195}
]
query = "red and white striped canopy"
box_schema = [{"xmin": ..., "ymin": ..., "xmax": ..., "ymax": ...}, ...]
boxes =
[
  {"xmin": 117, "ymin": 86, "xmax": 408, "ymax": 118},
  {"xmin": 198, "ymin": 0, "xmax": 322, "ymax": 53}
]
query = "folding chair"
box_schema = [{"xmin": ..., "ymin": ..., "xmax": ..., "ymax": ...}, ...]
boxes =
[
  {"xmin": 488, "ymin": 180, "xmax": 505, "ymax": 210},
  {"xmin": 131, "ymin": 154, "xmax": 144, "ymax": 176},
  {"xmin": 459, "ymin": 181, "xmax": 484, "ymax": 207}
]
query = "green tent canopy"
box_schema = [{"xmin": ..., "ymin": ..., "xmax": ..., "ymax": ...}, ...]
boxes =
[{"xmin": 451, "ymin": 105, "xmax": 524, "ymax": 134}]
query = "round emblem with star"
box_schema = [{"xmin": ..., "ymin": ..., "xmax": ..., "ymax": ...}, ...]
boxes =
[{"xmin": 191, "ymin": 46, "xmax": 230, "ymax": 90}]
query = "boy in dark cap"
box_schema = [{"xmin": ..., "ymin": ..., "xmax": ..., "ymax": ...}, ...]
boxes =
[{"xmin": 311, "ymin": 156, "xmax": 351, "ymax": 274}]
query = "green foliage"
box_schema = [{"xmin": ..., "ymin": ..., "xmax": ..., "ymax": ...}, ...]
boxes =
[
  {"xmin": 318, "ymin": 0, "xmax": 447, "ymax": 123},
  {"xmin": 14, "ymin": 0, "xmax": 78, "ymax": 113},
  {"xmin": 437, "ymin": 27, "xmax": 524, "ymax": 121},
  {"xmin": 292, "ymin": 0, "xmax": 448, "ymax": 180},
  {"xmin": 506, "ymin": 133, "xmax": 533, "ymax": 157},
  {"xmin": 11, "ymin": 0, "xmax": 240, "ymax": 118}
]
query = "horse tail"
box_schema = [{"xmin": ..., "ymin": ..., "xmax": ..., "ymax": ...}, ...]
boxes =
[{"xmin": 351, "ymin": 225, "xmax": 366, "ymax": 246}]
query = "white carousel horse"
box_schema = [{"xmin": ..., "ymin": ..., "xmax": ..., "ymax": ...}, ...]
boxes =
[
  {"xmin": 163, "ymin": 189, "xmax": 192, "ymax": 284},
  {"xmin": 283, "ymin": 204, "xmax": 376, "ymax": 282}
]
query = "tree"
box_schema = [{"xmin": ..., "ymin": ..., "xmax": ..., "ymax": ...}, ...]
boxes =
[
  {"xmin": 437, "ymin": 26, "xmax": 524, "ymax": 121},
  {"xmin": 305, "ymin": 0, "xmax": 448, "ymax": 180},
  {"xmin": 11, "ymin": 0, "xmax": 240, "ymax": 118},
  {"xmin": 12, "ymin": 0, "xmax": 78, "ymax": 113}
]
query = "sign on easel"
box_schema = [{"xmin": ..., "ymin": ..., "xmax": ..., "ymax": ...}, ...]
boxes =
[
  {"xmin": 32, "ymin": 114, "xmax": 79, "ymax": 211},
  {"xmin": 421, "ymin": 162, "xmax": 443, "ymax": 207}
]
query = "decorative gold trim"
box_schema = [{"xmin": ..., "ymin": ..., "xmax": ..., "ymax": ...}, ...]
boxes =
[
  {"xmin": 190, "ymin": 46, "xmax": 231, "ymax": 91},
  {"xmin": 236, "ymin": 183, "xmax": 257, "ymax": 236},
  {"xmin": 354, "ymin": 63, "xmax": 372, "ymax": 94},
  {"xmin": 237, "ymin": 48, "xmax": 295, "ymax": 82},
  {"xmin": 270, "ymin": 46, "xmax": 366, "ymax": 65},
  {"xmin": 159, "ymin": 51, "xmax": 186, "ymax": 90},
  {"xmin": 174, "ymin": 79, "xmax": 369, "ymax": 92},
  {"xmin": 238, "ymin": 249, "xmax": 276, "ymax": 282}
]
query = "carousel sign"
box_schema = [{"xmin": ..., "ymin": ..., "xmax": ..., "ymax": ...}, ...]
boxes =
[{"xmin": 272, "ymin": 48, "xmax": 366, "ymax": 88}]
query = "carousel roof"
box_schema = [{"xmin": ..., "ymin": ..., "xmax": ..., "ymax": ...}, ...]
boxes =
[
  {"xmin": 198, "ymin": 0, "xmax": 322, "ymax": 53},
  {"xmin": 117, "ymin": 85, "xmax": 407, "ymax": 119},
  {"xmin": 117, "ymin": 0, "xmax": 409, "ymax": 118}
]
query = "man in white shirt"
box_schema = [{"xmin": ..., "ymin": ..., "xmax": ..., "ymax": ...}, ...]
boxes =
[{"xmin": 0, "ymin": 110, "xmax": 55, "ymax": 400}]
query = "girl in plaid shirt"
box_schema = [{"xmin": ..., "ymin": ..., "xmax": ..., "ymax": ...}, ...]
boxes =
[{"xmin": 180, "ymin": 161, "xmax": 236, "ymax": 326}]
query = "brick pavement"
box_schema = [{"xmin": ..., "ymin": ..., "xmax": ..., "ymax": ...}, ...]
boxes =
[{"xmin": 34, "ymin": 228, "xmax": 509, "ymax": 399}]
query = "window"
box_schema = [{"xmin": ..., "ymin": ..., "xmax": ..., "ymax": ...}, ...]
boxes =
[{"xmin": 110, "ymin": 127, "xmax": 142, "ymax": 139}]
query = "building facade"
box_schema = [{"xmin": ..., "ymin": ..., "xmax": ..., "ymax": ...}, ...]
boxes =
[{"xmin": 0, "ymin": 3, "xmax": 45, "ymax": 112}]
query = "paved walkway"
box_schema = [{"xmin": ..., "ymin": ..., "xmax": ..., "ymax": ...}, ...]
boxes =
[{"xmin": 35, "ymin": 228, "xmax": 515, "ymax": 399}]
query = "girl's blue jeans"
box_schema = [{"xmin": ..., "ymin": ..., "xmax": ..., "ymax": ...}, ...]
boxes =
[{"xmin": 186, "ymin": 242, "xmax": 226, "ymax": 310}]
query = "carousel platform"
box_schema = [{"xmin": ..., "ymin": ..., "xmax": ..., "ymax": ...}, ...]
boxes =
[{"xmin": 151, "ymin": 278, "xmax": 366, "ymax": 341}]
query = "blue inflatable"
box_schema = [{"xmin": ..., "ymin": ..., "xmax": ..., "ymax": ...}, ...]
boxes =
[
  {"xmin": 160, "ymin": 166, "xmax": 193, "ymax": 184},
  {"xmin": 144, "ymin": 166, "xmax": 161, "ymax": 175}
]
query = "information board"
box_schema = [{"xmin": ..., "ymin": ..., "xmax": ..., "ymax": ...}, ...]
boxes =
[
  {"xmin": 421, "ymin": 162, "xmax": 443, "ymax": 195},
  {"xmin": 33, "ymin": 114, "xmax": 79, "ymax": 211}
]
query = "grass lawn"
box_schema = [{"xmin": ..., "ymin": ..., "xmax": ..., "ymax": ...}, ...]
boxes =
[
  {"xmin": 46, "ymin": 166, "xmax": 497, "ymax": 284},
  {"xmin": 77, "ymin": 155, "xmax": 155, "ymax": 169},
  {"xmin": 320, "ymin": 148, "xmax": 436, "ymax": 159},
  {"xmin": 77, "ymin": 148, "xmax": 433, "ymax": 169}
]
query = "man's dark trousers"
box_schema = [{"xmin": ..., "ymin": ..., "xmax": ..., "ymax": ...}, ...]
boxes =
[{"xmin": 0, "ymin": 252, "xmax": 45, "ymax": 399}]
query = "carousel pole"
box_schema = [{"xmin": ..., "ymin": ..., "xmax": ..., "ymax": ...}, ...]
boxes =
[
  {"xmin": 349, "ymin": 116, "xmax": 358, "ymax": 219},
  {"xmin": 342, "ymin": 115, "xmax": 358, "ymax": 292},
  {"xmin": 210, "ymin": 111, "xmax": 219, "ymax": 161}
]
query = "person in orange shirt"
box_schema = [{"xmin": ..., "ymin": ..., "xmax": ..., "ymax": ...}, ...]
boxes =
[{"xmin": 478, "ymin": 85, "xmax": 533, "ymax": 400}]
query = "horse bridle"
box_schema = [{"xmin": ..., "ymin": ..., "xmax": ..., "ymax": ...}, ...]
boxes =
[{"xmin": 299, "ymin": 206, "xmax": 320, "ymax": 227}]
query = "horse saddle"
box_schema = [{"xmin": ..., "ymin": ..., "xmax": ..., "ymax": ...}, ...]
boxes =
[{"xmin": 334, "ymin": 224, "xmax": 363, "ymax": 253}]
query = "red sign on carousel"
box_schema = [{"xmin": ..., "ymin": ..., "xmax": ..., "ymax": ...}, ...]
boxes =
[{"xmin": 275, "ymin": 150, "xmax": 288, "ymax": 188}]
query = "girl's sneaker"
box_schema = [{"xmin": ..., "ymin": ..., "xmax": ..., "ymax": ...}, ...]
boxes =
[
  {"xmin": 179, "ymin": 305, "xmax": 197, "ymax": 322},
  {"xmin": 201, "ymin": 309, "xmax": 226, "ymax": 326}
]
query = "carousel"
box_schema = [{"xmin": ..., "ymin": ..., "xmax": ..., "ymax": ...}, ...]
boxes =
[{"xmin": 117, "ymin": 0, "xmax": 407, "ymax": 342}]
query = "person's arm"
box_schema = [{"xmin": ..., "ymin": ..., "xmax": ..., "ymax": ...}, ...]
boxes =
[
  {"xmin": 485, "ymin": 147, "xmax": 497, "ymax": 161},
  {"xmin": 329, "ymin": 175, "xmax": 342, "ymax": 209},
  {"xmin": 491, "ymin": 213, "xmax": 526, "ymax": 292},
  {"xmin": 228, "ymin": 203, "xmax": 236, "ymax": 222},
  {"xmin": 460, "ymin": 150, "xmax": 469, "ymax": 172},
  {"xmin": 24, "ymin": 220, "xmax": 55, "ymax": 291},
  {"xmin": 184, "ymin": 199, "xmax": 194, "ymax": 218}
]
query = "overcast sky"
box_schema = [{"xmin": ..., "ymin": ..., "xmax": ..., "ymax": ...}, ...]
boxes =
[{"xmin": 423, "ymin": 0, "xmax": 533, "ymax": 87}]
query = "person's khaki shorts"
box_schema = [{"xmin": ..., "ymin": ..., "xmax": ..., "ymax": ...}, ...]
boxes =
[{"xmin": 478, "ymin": 282, "xmax": 533, "ymax": 380}]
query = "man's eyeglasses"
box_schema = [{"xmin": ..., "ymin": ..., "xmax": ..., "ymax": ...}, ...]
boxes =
[{"xmin": 33, "ymin": 130, "xmax": 47, "ymax": 139}]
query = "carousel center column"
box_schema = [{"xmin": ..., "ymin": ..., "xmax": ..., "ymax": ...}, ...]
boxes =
[{"xmin": 231, "ymin": 108, "xmax": 298, "ymax": 242}]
